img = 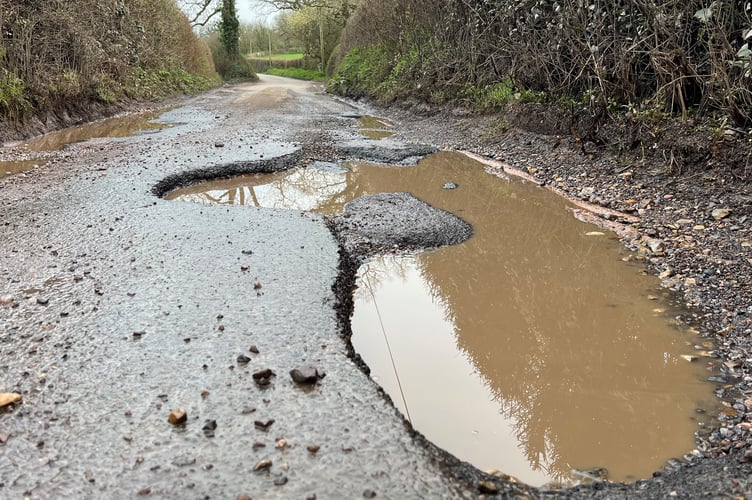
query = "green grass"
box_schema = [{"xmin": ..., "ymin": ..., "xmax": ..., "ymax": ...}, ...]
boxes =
[
  {"xmin": 264, "ymin": 67, "xmax": 326, "ymax": 81},
  {"xmin": 271, "ymin": 53, "xmax": 304, "ymax": 60}
]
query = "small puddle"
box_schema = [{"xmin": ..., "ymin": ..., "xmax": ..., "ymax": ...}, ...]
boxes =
[
  {"xmin": 0, "ymin": 159, "xmax": 49, "ymax": 178},
  {"xmin": 164, "ymin": 152, "xmax": 719, "ymax": 486},
  {"xmin": 359, "ymin": 115, "xmax": 394, "ymax": 140}
]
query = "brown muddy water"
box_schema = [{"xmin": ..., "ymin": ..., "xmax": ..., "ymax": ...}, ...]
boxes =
[
  {"xmin": 0, "ymin": 110, "xmax": 168, "ymax": 179},
  {"xmin": 165, "ymin": 152, "xmax": 719, "ymax": 486},
  {"xmin": 0, "ymin": 159, "xmax": 49, "ymax": 178},
  {"xmin": 22, "ymin": 110, "xmax": 169, "ymax": 152},
  {"xmin": 359, "ymin": 115, "xmax": 394, "ymax": 140}
]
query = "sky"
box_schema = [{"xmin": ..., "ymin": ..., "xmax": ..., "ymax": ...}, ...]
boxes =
[{"xmin": 236, "ymin": 1, "xmax": 280, "ymax": 24}]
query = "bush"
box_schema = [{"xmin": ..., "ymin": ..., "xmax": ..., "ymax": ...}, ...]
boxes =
[
  {"xmin": 333, "ymin": 0, "xmax": 752, "ymax": 126},
  {"xmin": 0, "ymin": 0, "xmax": 220, "ymax": 125}
]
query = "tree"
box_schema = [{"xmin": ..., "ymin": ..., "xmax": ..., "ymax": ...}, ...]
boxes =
[
  {"xmin": 177, "ymin": 0, "xmax": 222, "ymax": 28},
  {"xmin": 219, "ymin": 0, "xmax": 241, "ymax": 57},
  {"xmin": 258, "ymin": 0, "xmax": 356, "ymax": 70}
]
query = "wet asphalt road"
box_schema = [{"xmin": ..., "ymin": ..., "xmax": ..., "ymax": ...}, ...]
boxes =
[
  {"xmin": 0, "ymin": 76, "xmax": 495, "ymax": 498},
  {"xmin": 6, "ymin": 76, "xmax": 752, "ymax": 499}
]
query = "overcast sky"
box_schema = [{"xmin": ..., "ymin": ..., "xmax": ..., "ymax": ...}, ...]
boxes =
[{"xmin": 236, "ymin": 1, "xmax": 279, "ymax": 24}]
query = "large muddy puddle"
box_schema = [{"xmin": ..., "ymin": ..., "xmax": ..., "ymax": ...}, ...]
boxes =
[
  {"xmin": 165, "ymin": 151, "xmax": 718, "ymax": 486},
  {"xmin": 22, "ymin": 110, "xmax": 169, "ymax": 152},
  {"xmin": 1, "ymin": 110, "xmax": 168, "ymax": 179}
]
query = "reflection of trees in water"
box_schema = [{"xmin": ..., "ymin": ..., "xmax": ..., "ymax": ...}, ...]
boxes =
[
  {"xmin": 354, "ymin": 255, "xmax": 412, "ymax": 305},
  {"xmin": 411, "ymin": 190, "xmax": 691, "ymax": 481},
  {"xmin": 172, "ymin": 167, "xmax": 369, "ymax": 212}
]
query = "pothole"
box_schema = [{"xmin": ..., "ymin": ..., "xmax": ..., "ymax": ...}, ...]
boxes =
[
  {"xmin": 1, "ymin": 109, "xmax": 170, "ymax": 179},
  {"xmin": 358, "ymin": 115, "xmax": 395, "ymax": 140},
  {"xmin": 21, "ymin": 109, "xmax": 170, "ymax": 152},
  {"xmin": 160, "ymin": 150, "xmax": 721, "ymax": 487}
]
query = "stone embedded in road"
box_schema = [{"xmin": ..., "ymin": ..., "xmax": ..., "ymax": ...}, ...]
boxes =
[
  {"xmin": 237, "ymin": 354, "xmax": 251, "ymax": 364},
  {"xmin": 442, "ymin": 182, "xmax": 458, "ymax": 190}
]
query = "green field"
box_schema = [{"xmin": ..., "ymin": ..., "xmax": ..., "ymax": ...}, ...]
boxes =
[
  {"xmin": 251, "ymin": 52, "xmax": 304, "ymax": 61},
  {"xmin": 264, "ymin": 68, "xmax": 326, "ymax": 81}
]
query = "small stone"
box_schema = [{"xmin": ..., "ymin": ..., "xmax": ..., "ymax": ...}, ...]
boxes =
[
  {"xmin": 254, "ymin": 419, "xmax": 275, "ymax": 431},
  {"xmin": 712, "ymin": 208, "xmax": 731, "ymax": 220},
  {"xmin": 0, "ymin": 295, "xmax": 12, "ymax": 305},
  {"xmin": 201, "ymin": 390, "xmax": 209, "ymax": 399},
  {"xmin": 363, "ymin": 490, "xmax": 377, "ymax": 498},
  {"xmin": 249, "ymin": 345, "xmax": 260, "ymax": 354},
  {"xmin": 275, "ymin": 438, "xmax": 288, "ymax": 449},
  {"xmin": 237, "ymin": 354, "xmax": 251, "ymax": 364},
  {"xmin": 167, "ymin": 409, "xmax": 187, "ymax": 425},
  {"xmin": 693, "ymin": 225, "xmax": 706, "ymax": 231},
  {"xmin": 202, "ymin": 420, "xmax": 217, "ymax": 433},
  {"xmin": 172, "ymin": 456, "xmax": 197, "ymax": 467},
  {"xmin": 137, "ymin": 488, "xmax": 151, "ymax": 496},
  {"xmin": 253, "ymin": 281, "xmax": 262, "ymax": 290},
  {"xmin": 214, "ymin": 142, "xmax": 225, "ymax": 148},
  {"xmin": 0, "ymin": 431, "xmax": 10, "ymax": 444},
  {"xmin": 36, "ymin": 297, "xmax": 49, "ymax": 305},
  {"xmin": 253, "ymin": 368, "xmax": 275, "ymax": 386},
  {"xmin": 659, "ymin": 269, "xmax": 674, "ymax": 279},
  {"xmin": 273, "ymin": 476, "xmax": 288, "ymax": 486},
  {"xmin": 253, "ymin": 459, "xmax": 272, "ymax": 472},
  {"xmin": 290, "ymin": 366, "xmax": 322, "ymax": 385},
  {"xmin": 0, "ymin": 393, "xmax": 21, "ymax": 408},
  {"xmin": 237, "ymin": 495, "xmax": 252, "ymax": 500},
  {"xmin": 647, "ymin": 239, "xmax": 665, "ymax": 254},
  {"xmin": 132, "ymin": 331, "xmax": 145, "ymax": 338},
  {"xmin": 681, "ymin": 355, "xmax": 698, "ymax": 362},
  {"xmin": 241, "ymin": 266, "xmax": 250, "ymax": 272},
  {"xmin": 442, "ymin": 182, "xmax": 458, "ymax": 190},
  {"xmin": 307, "ymin": 444, "xmax": 320, "ymax": 454},
  {"xmin": 252, "ymin": 442, "xmax": 266, "ymax": 449},
  {"xmin": 242, "ymin": 406, "xmax": 256, "ymax": 415},
  {"xmin": 478, "ymin": 481, "xmax": 499, "ymax": 494}
]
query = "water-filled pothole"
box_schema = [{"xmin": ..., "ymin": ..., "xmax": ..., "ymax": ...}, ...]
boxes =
[
  {"xmin": 359, "ymin": 115, "xmax": 394, "ymax": 140},
  {"xmin": 1, "ymin": 110, "xmax": 169, "ymax": 179},
  {"xmin": 0, "ymin": 159, "xmax": 49, "ymax": 178},
  {"xmin": 164, "ymin": 151, "xmax": 719, "ymax": 486},
  {"xmin": 22, "ymin": 109, "xmax": 170, "ymax": 152}
]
